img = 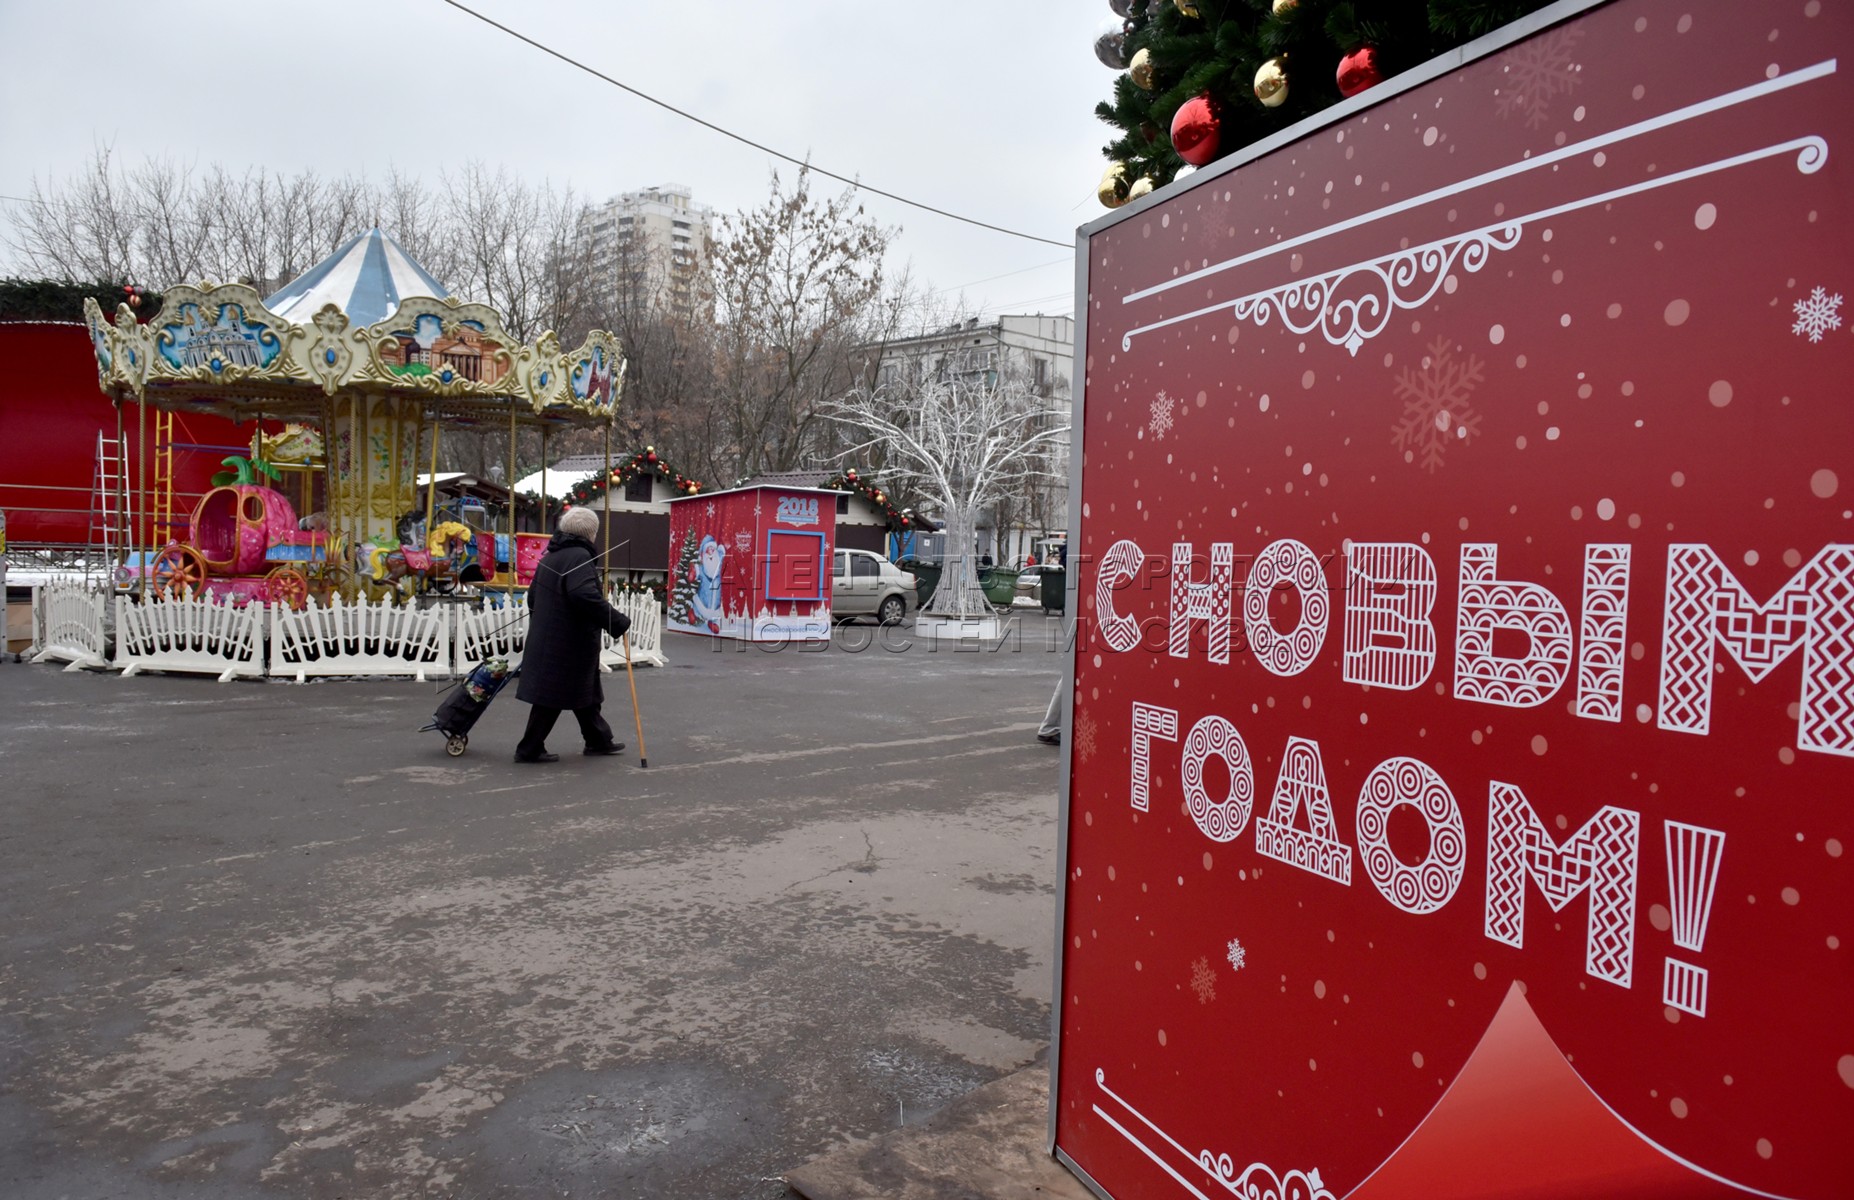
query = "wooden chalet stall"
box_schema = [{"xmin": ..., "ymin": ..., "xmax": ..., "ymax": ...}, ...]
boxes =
[
  {"xmin": 513, "ymin": 446, "xmax": 706, "ymax": 586},
  {"xmin": 741, "ymin": 469, "xmax": 920, "ymax": 558}
]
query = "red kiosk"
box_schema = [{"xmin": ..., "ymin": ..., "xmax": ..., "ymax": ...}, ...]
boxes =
[{"xmin": 664, "ymin": 485, "xmax": 835, "ymax": 642}]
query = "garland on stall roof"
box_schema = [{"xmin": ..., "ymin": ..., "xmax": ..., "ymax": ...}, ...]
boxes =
[
  {"xmin": 822, "ymin": 468, "xmax": 916, "ymax": 532},
  {"xmin": 518, "ymin": 446, "xmax": 704, "ymax": 510}
]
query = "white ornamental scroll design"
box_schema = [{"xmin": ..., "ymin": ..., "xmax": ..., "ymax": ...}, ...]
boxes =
[
  {"xmin": 1091, "ymin": 1068, "xmax": 1335, "ymax": 1200},
  {"xmin": 1120, "ymin": 135, "xmax": 1828, "ymax": 356},
  {"xmin": 1231, "ymin": 224, "xmax": 1518, "ymax": 357}
]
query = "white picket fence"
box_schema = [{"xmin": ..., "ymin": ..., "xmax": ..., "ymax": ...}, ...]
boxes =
[
  {"xmin": 29, "ymin": 582, "xmax": 109, "ymax": 671},
  {"xmin": 452, "ymin": 588, "xmax": 665, "ymax": 673},
  {"xmin": 31, "ymin": 586, "xmax": 663, "ymax": 683},
  {"xmin": 455, "ymin": 592, "xmax": 530, "ymax": 670},
  {"xmin": 270, "ymin": 595, "xmax": 452, "ymax": 682},
  {"xmin": 115, "ymin": 592, "xmax": 265, "ymax": 682},
  {"xmin": 605, "ymin": 591, "xmax": 666, "ymax": 670}
]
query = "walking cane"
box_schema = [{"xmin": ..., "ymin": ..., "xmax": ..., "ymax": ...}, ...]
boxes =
[{"xmin": 622, "ymin": 632, "xmax": 649, "ymax": 768}]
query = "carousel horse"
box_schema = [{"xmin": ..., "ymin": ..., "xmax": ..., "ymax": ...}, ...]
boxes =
[{"xmin": 357, "ymin": 520, "xmax": 476, "ymax": 596}]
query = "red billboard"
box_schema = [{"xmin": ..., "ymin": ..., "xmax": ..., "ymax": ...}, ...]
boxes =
[{"xmin": 1054, "ymin": 2, "xmax": 1853, "ymax": 1198}]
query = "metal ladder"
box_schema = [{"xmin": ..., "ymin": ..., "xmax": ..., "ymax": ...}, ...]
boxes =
[
  {"xmin": 89, "ymin": 430, "xmax": 133, "ymax": 562},
  {"xmin": 153, "ymin": 410, "xmax": 176, "ymax": 541}
]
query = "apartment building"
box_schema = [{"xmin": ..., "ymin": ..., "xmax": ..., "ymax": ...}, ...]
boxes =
[{"xmin": 580, "ymin": 184, "xmax": 714, "ymax": 317}]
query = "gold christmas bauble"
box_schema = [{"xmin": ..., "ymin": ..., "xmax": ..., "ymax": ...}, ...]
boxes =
[
  {"xmin": 1254, "ymin": 55, "xmax": 1289, "ymax": 108},
  {"xmin": 1127, "ymin": 176, "xmax": 1157, "ymax": 201},
  {"xmin": 1098, "ymin": 162, "xmax": 1132, "ymax": 208},
  {"xmin": 1272, "ymin": 0, "xmax": 1298, "ymax": 12},
  {"xmin": 1130, "ymin": 47, "xmax": 1156, "ymax": 90},
  {"xmin": 1174, "ymin": 0, "xmax": 1201, "ymax": 16}
]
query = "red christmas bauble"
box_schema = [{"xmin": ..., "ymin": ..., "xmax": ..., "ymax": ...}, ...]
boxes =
[
  {"xmin": 1170, "ymin": 93, "xmax": 1222, "ymax": 167},
  {"xmin": 1336, "ymin": 45, "xmax": 1382, "ymax": 98}
]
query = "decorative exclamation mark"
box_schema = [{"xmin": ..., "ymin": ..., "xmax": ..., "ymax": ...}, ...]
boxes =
[{"xmin": 1663, "ymin": 821, "xmax": 1726, "ymax": 1017}]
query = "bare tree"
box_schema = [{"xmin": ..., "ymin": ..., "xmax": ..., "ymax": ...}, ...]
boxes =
[
  {"xmin": 8, "ymin": 143, "xmax": 141, "ymax": 281},
  {"xmin": 826, "ymin": 369, "xmax": 1070, "ymax": 620},
  {"xmin": 444, "ymin": 163, "xmax": 582, "ymax": 342},
  {"xmin": 712, "ymin": 165, "xmax": 894, "ymax": 478}
]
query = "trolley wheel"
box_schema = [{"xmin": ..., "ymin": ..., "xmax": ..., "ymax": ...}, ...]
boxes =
[
  {"xmin": 267, "ymin": 565, "xmax": 311, "ymax": 610},
  {"xmin": 446, "ymin": 734, "xmax": 468, "ymax": 757},
  {"xmin": 151, "ymin": 543, "xmax": 208, "ymax": 599}
]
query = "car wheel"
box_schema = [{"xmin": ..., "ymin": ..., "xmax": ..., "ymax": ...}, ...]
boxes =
[{"xmin": 878, "ymin": 595, "xmax": 905, "ymax": 626}]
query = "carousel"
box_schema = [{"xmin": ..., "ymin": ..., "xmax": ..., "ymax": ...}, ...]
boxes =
[{"xmin": 82, "ymin": 228, "xmax": 648, "ymax": 608}]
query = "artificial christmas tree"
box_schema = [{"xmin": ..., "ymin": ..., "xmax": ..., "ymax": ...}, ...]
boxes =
[
  {"xmin": 665, "ymin": 529, "xmax": 702, "ymax": 630},
  {"xmin": 1092, "ymin": 0, "xmax": 1559, "ymax": 200}
]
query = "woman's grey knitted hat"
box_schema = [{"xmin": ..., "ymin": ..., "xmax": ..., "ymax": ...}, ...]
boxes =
[{"xmin": 558, "ymin": 507, "xmax": 600, "ymax": 539}]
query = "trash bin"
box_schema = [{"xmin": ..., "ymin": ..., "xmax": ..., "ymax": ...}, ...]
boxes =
[
  {"xmin": 1040, "ymin": 565, "xmax": 1066, "ymax": 615},
  {"xmin": 899, "ymin": 559, "xmax": 939, "ymax": 608},
  {"xmin": 979, "ymin": 566, "xmax": 1020, "ymax": 609}
]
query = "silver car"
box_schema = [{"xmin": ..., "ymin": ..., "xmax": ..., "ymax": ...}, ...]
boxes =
[{"xmin": 831, "ymin": 549, "xmax": 918, "ymax": 625}]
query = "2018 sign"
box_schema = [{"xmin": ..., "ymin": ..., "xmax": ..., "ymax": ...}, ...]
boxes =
[
  {"xmin": 776, "ymin": 495, "xmax": 821, "ymax": 527},
  {"xmin": 1053, "ymin": 2, "xmax": 1854, "ymax": 1197}
]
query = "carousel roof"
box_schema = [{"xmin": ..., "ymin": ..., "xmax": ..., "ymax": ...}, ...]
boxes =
[
  {"xmin": 264, "ymin": 228, "xmax": 448, "ymax": 327},
  {"xmin": 84, "ymin": 233, "xmax": 625, "ymax": 427}
]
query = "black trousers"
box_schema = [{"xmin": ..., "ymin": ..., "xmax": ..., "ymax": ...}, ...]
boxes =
[{"xmin": 517, "ymin": 704, "xmax": 616, "ymax": 757}]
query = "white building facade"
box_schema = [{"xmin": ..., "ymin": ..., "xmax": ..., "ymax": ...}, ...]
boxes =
[{"xmin": 868, "ymin": 314, "xmax": 1074, "ymax": 566}]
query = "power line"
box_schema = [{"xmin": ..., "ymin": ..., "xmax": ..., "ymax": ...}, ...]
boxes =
[
  {"xmin": 936, "ymin": 256, "xmax": 1074, "ymax": 296},
  {"xmin": 434, "ymin": 0, "xmax": 1071, "ymax": 250}
]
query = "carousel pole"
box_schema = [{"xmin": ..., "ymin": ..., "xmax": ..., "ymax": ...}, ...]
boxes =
[
  {"xmin": 136, "ymin": 390, "xmax": 147, "ymax": 598},
  {"xmin": 424, "ymin": 408, "xmax": 441, "ymax": 542},
  {"xmin": 323, "ymin": 396, "xmax": 340, "ymax": 597},
  {"xmin": 114, "ymin": 399, "xmax": 127, "ymax": 582},
  {"xmin": 601, "ymin": 422, "xmax": 612, "ymax": 593},
  {"xmin": 540, "ymin": 424, "xmax": 549, "ymax": 527},
  {"xmin": 506, "ymin": 400, "xmax": 517, "ymax": 588}
]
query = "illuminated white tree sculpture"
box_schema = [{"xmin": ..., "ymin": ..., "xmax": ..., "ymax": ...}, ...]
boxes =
[{"xmin": 827, "ymin": 371, "xmax": 1070, "ymax": 622}]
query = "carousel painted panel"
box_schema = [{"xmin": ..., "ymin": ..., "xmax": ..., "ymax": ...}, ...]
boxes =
[
  {"xmin": 146, "ymin": 284, "xmax": 288, "ymax": 382},
  {"xmin": 82, "ymin": 297, "xmax": 153, "ymax": 395},
  {"xmin": 365, "ymin": 298, "xmax": 514, "ymax": 395},
  {"xmin": 560, "ymin": 330, "xmax": 625, "ymax": 417}
]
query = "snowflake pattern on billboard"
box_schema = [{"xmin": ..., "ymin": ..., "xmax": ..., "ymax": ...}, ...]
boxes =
[
  {"xmin": 1190, "ymin": 955, "xmax": 1217, "ymax": 1004},
  {"xmin": 1075, "ymin": 708, "xmax": 1099, "ymax": 762},
  {"xmin": 1792, "ymin": 285, "xmax": 1844, "ymax": 342},
  {"xmin": 1225, "ymin": 938, "xmax": 1246, "ymax": 972},
  {"xmin": 1391, "ymin": 338, "xmax": 1485, "ymax": 472},
  {"xmin": 1149, "ymin": 390, "xmax": 1178, "ymax": 439},
  {"xmin": 1494, "ymin": 26, "xmax": 1583, "ymax": 128}
]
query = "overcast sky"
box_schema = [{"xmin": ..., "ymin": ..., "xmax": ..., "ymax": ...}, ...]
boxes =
[{"xmin": 0, "ymin": 0, "xmax": 1122, "ymax": 322}]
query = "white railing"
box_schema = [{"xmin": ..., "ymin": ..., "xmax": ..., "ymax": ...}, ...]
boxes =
[
  {"xmin": 452, "ymin": 589, "xmax": 664, "ymax": 674},
  {"xmin": 604, "ymin": 590, "xmax": 665, "ymax": 670},
  {"xmin": 269, "ymin": 595, "xmax": 452, "ymax": 682},
  {"xmin": 115, "ymin": 592, "xmax": 265, "ymax": 682},
  {"xmin": 455, "ymin": 592, "xmax": 529, "ymax": 671},
  {"xmin": 29, "ymin": 582, "xmax": 109, "ymax": 671}
]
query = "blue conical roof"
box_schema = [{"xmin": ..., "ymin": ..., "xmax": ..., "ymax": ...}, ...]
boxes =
[{"xmin": 264, "ymin": 228, "xmax": 448, "ymax": 327}]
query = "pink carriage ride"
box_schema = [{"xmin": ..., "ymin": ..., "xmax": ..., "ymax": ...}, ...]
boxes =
[{"xmin": 149, "ymin": 482, "xmax": 347, "ymax": 608}]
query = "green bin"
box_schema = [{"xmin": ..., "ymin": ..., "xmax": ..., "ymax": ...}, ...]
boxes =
[
  {"xmin": 899, "ymin": 559, "xmax": 939, "ymax": 608},
  {"xmin": 1040, "ymin": 566, "xmax": 1066, "ymax": 615},
  {"xmin": 979, "ymin": 566, "xmax": 1020, "ymax": 608}
]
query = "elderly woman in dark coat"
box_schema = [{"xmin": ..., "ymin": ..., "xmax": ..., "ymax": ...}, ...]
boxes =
[{"xmin": 514, "ymin": 507, "xmax": 633, "ymax": 763}]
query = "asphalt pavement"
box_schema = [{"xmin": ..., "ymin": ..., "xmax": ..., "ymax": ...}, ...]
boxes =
[{"xmin": 0, "ymin": 613, "xmax": 1071, "ymax": 1199}]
